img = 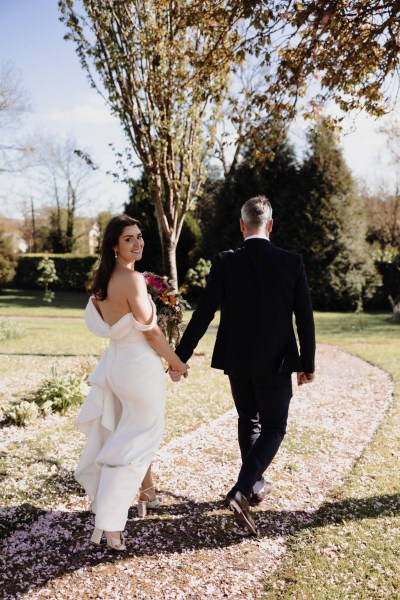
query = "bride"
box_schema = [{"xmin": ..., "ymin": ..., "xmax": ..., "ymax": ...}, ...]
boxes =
[{"xmin": 74, "ymin": 214, "xmax": 188, "ymax": 550}]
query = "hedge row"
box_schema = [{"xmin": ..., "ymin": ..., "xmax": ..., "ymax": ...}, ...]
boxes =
[
  {"xmin": 367, "ymin": 258, "xmax": 400, "ymax": 309},
  {"xmin": 12, "ymin": 253, "xmax": 399, "ymax": 307},
  {"xmin": 13, "ymin": 254, "xmax": 98, "ymax": 291}
]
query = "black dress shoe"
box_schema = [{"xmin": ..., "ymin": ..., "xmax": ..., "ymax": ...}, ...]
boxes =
[
  {"xmin": 249, "ymin": 481, "xmax": 273, "ymax": 507},
  {"xmin": 224, "ymin": 490, "xmax": 258, "ymax": 536}
]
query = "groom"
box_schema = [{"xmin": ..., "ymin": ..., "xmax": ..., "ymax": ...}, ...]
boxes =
[{"xmin": 172, "ymin": 195, "xmax": 315, "ymax": 535}]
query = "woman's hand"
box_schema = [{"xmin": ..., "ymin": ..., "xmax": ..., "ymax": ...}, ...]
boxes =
[{"xmin": 168, "ymin": 362, "xmax": 189, "ymax": 382}]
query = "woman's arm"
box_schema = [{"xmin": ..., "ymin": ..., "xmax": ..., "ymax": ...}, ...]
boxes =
[
  {"xmin": 126, "ymin": 271, "xmax": 188, "ymax": 374},
  {"xmin": 143, "ymin": 325, "xmax": 188, "ymax": 373}
]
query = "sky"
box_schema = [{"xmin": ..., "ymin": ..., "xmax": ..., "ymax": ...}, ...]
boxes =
[{"xmin": 0, "ymin": 0, "xmax": 398, "ymax": 221}]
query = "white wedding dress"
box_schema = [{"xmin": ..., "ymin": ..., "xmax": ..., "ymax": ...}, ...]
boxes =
[{"xmin": 74, "ymin": 296, "xmax": 166, "ymax": 531}]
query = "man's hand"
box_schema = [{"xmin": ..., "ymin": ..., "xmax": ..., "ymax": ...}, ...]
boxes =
[
  {"xmin": 297, "ymin": 372, "xmax": 315, "ymax": 386},
  {"xmin": 168, "ymin": 365, "xmax": 189, "ymax": 382}
]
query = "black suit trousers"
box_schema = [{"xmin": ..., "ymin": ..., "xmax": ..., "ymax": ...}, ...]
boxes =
[{"xmin": 228, "ymin": 373, "xmax": 293, "ymax": 497}]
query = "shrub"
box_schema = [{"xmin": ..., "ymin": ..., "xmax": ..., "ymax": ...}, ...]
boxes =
[
  {"xmin": 3, "ymin": 366, "xmax": 90, "ymax": 427},
  {"xmin": 14, "ymin": 254, "xmax": 98, "ymax": 291},
  {"xmin": 36, "ymin": 257, "xmax": 58, "ymax": 303},
  {"xmin": 4, "ymin": 401, "xmax": 39, "ymax": 427},
  {"xmin": 184, "ymin": 258, "xmax": 211, "ymax": 299},
  {"xmin": 32, "ymin": 368, "xmax": 87, "ymax": 415},
  {"xmin": 0, "ymin": 319, "xmax": 25, "ymax": 342},
  {"xmin": 0, "ymin": 230, "xmax": 17, "ymax": 289},
  {"xmin": 176, "ymin": 212, "xmax": 203, "ymax": 282},
  {"xmin": 366, "ymin": 247, "xmax": 400, "ymax": 310}
]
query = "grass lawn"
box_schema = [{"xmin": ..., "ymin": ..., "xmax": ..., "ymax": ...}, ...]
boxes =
[
  {"xmin": 0, "ymin": 289, "xmax": 87, "ymax": 317},
  {"xmin": 0, "ymin": 320, "xmax": 105, "ymax": 357},
  {"xmin": 264, "ymin": 311, "xmax": 400, "ymax": 599}
]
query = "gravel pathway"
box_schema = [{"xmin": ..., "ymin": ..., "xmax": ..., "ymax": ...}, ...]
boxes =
[{"xmin": 1, "ymin": 345, "xmax": 394, "ymax": 599}]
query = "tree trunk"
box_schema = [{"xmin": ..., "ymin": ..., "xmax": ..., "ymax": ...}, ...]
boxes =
[
  {"xmin": 150, "ymin": 175, "xmax": 180, "ymax": 287},
  {"xmin": 30, "ymin": 198, "xmax": 37, "ymax": 253},
  {"xmin": 65, "ymin": 182, "xmax": 75, "ymax": 253},
  {"xmin": 164, "ymin": 238, "xmax": 178, "ymax": 291}
]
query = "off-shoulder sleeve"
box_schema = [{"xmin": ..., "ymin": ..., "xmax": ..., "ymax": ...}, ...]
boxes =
[{"xmin": 132, "ymin": 297, "xmax": 157, "ymax": 331}]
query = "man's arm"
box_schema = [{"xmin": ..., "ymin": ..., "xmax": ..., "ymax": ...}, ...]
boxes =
[
  {"xmin": 293, "ymin": 256, "xmax": 316, "ymax": 374},
  {"xmin": 175, "ymin": 255, "xmax": 223, "ymax": 363}
]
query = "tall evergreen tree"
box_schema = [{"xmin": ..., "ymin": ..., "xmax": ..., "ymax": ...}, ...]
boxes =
[
  {"xmin": 198, "ymin": 127, "xmax": 300, "ymax": 258},
  {"xmin": 297, "ymin": 121, "xmax": 376, "ymax": 310},
  {"xmin": 198, "ymin": 122, "xmax": 377, "ymax": 310}
]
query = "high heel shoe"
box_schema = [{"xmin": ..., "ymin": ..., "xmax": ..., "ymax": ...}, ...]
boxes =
[
  {"xmin": 90, "ymin": 527, "xmax": 126, "ymax": 550},
  {"xmin": 137, "ymin": 485, "xmax": 162, "ymax": 518}
]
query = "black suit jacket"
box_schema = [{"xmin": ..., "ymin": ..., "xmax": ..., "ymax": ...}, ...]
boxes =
[{"xmin": 176, "ymin": 238, "xmax": 315, "ymax": 376}]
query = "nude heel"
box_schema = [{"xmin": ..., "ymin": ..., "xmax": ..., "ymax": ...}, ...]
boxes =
[
  {"xmin": 90, "ymin": 527, "xmax": 126, "ymax": 550},
  {"xmin": 104, "ymin": 531, "xmax": 126, "ymax": 551},
  {"xmin": 91, "ymin": 527, "xmax": 103, "ymax": 544},
  {"xmin": 137, "ymin": 485, "xmax": 162, "ymax": 518},
  {"xmin": 137, "ymin": 500, "xmax": 148, "ymax": 518}
]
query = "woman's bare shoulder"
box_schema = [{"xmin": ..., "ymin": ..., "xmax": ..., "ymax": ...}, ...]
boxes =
[{"xmin": 116, "ymin": 269, "xmax": 146, "ymax": 290}]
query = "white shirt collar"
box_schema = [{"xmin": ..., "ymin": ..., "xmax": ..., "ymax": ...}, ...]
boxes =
[{"xmin": 244, "ymin": 235, "xmax": 270, "ymax": 242}]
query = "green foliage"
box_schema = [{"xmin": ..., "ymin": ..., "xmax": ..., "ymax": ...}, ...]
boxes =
[
  {"xmin": 47, "ymin": 209, "xmax": 72, "ymax": 254},
  {"xmin": 296, "ymin": 122, "xmax": 378, "ymax": 310},
  {"xmin": 32, "ymin": 368, "xmax": 86, "ymax": 416},
  {"xmin": 371, "ymin": 247, "xmax": 400, "ymax": 319},
  {"xmin": 4, "ymin": 401, "xmax": 39, "ymax": 427},
  {"xmin": 196, "ymin": 126, "xmax": 301, "ymax": 258},
  {"xmin": 36, "ymin": 257, "xmax": 58, "ymax": 303},
  {"xmin": 196, "ymin": 175, "xmax": 242, "ymax": 257},
  {"xmin": 3, "ymin": 366, "xmax": 88, "ymax": 426},
  {"xmin": 42, "ymin": 290, "xmax": 56, "ymax": 303},
  {"xmin": 176, "ymin": 212, "xmax": 202, "ymax": 282},
  {"xmin": 196, "ymin": 123, "xmax": 379, "ymax": 310},
  {"xmin": 0, "ymin": 230, "xmax": 17, "ymax": 289},
  {"xmin": 184, "ymin": 258, "xmax": 212, "ymax": 299},
  {"xmin": 194, "ymin": 174, "xmax": 225, "ymax": 255},
  {"xmin": 0, "ymin": 319, "xmax": 25, "ymax": 341},
  {"xmin": 14, "ymin": 254, "xmax": 98, "ymax": 291},
  {"xmin": 366, "ymin": 247, "xmax": 400, "ymax": 311}
]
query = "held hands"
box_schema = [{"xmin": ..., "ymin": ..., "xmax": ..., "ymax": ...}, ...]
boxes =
[
  {"xmin": 297, "ymin": 372, "xmax": 315, "ymax": 386},
  {"xmin": 168, "ymin": 362, "xmax": 189, "ymax": 382}
]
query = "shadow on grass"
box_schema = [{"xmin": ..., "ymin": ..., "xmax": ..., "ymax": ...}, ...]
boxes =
[
  {"xmin": 0, "ymin": 289, "xmax": 87, "ymax": 310},
  {"xmin": 1, "ymin": 492, "xmax": 399, "ymax": 597}
]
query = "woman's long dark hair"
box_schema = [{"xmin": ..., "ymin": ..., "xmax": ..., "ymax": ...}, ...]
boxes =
[{"xmin": 87, "ymin": 214, "xmax": 141, "ymax": 300}]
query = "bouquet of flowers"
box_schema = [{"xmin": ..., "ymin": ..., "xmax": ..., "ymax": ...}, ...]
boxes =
[{"xmin": 144, "ymin": 272, "xmax": 190, "ymax": 348}]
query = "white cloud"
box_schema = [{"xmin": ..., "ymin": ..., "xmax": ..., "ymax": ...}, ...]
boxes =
[{"xmin": 47, "ymin": 94, "xmax": 115, "ymax": 125}]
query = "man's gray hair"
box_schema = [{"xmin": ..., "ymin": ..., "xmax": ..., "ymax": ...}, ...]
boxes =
[{"xmin": 241, "ymin": 195, "xmax": 273, "ymax": 230}]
